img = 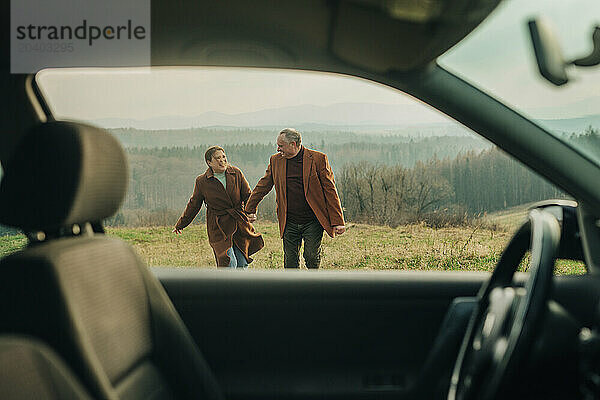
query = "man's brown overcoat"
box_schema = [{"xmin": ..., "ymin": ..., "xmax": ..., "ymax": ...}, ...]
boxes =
[
  {"xmin": 245, "ymin": 147, "xmax": 345, "ymax": 238},
  {"xmin": 175, "ymin": 165, "xmax": 264, "ymax": 267}
]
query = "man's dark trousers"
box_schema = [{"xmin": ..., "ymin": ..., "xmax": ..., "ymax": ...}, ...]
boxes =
[{"xmin": 283, "ymin": 219, "xmax": 324, "ymax": 268}]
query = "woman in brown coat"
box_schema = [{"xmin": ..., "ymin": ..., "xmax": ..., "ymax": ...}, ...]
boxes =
[{"xmin": 172, "ymin": 146, "xmax": 264, "ymax": 268}]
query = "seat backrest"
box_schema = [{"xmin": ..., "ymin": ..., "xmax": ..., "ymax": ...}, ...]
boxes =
[
  {"xmin": 0, "ymin": 335, "xmax": 92, "ymax": 400},
  {"xmin": 0, "ymin": 122, "xmax": 223, "ymax": 400}
]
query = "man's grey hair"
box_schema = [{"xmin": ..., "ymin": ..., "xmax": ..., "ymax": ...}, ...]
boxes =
[{"xmin": 278, "ymin": 128, "xmax": 302, "ymax": 146}]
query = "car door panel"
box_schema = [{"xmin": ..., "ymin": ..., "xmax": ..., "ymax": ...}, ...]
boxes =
[{"xmin": 153, "ymin": 269, "xmax": 600, "ymax": 400}]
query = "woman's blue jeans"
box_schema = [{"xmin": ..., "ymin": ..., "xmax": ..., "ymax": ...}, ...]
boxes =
[{"xmin": 227, "ymin": 245, "xmax": 248, "ymax": 268}]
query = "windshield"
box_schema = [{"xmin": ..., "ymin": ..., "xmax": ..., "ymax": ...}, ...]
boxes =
[{"xmin": 439, "ymin": 0, "xmax": 600, "ymax": 167}]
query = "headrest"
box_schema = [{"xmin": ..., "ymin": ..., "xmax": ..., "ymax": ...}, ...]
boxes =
[{"xmin": 0, "ymin": 122, "xmax": 128, "ymax": 232}]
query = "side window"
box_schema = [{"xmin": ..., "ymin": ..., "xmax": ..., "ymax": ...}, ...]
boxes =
[{"xmin": 32, "ymin": 68, "xmax": 585, "ymax": 274}]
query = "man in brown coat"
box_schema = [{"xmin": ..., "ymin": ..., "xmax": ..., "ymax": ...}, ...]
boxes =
[
  {"xmin": 245, "ymin": 128, "xmax": 345, "ymax": 269},
  {"xmin": 173, "ymin": 146, "xmax": 264, "ymax": 268}
]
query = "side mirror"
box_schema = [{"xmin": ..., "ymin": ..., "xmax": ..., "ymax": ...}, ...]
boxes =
[
  {"xmin": 529, "ymin": 18, "xmax": 600, "ymax": 86},
  {"xmin": 530, "ymin": 200, "xmax": 584, "ymax": 261}
]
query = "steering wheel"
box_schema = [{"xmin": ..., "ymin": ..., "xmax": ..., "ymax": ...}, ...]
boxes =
[{"xmin": 447, "ymin": 209, "xmax": 561, "ymax": 400}]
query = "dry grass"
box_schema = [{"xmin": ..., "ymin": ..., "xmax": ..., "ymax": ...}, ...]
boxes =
[
  {"xmin": 105, "ymin": 221, "xmax": 585, "ymax": 274},
  {"xmin": 483, "ymin": 204, "xmax": 531, "ymax": 232},
  {"xmin": 0, "ymin": 216, "xmax": 586, "ymax": 274},
  {"xmin": 317, "ymin": 223, "xmax": 509, "ymax": 271}
]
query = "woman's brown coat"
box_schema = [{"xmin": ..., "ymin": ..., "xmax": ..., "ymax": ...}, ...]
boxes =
[{"xmin": 175, "ymin": 165, "xmax": 264, "ymax": 267}]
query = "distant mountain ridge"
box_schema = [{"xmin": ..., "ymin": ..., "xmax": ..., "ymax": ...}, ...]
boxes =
[
  {"xmin": 537, "ymin": 115, "xmax": 600, "ymax": 133},
  {"xmin": 92, "ymin": 102, "xmax": 449, "ymax": 130},
  {"xmin": 91, "ymin": 102, "xmax": 600, "ymax": 136}
]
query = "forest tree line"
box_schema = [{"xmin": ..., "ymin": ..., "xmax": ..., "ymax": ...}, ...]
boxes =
[
  {"xmin": 109, "ymin": 136, "xmax": 488, "ymax": 226},
  {"xmin": 2, "ymin": 129, "xmax": 595, "ymax": 235},
  {"xmin": 105, "ymin": 134, "xmax": 576, "ymax": 227},
  {"xmin": 110, "ymin": 126, "xmax": 475, "ymax": 147},
  {"xmin": 337, "ymin": 127, "xmax": 600, "ymax": 225},
  {"xmin": 338, "ymin": 148, "xmax": 565, "ymax": 227}
]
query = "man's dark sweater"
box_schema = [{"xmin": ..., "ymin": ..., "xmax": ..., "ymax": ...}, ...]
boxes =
[{"xmin": 286, "ymin": 147, "xmax": 317, "ymax": 224}]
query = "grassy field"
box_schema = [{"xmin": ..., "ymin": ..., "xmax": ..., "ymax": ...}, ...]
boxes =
[
  {"xmin": 0, "ymin": 217, "xmax": 586, "ymax": 274},
  {"xmin": 484, "ymin": 203, "xmax": 532, "ymax": 232}
]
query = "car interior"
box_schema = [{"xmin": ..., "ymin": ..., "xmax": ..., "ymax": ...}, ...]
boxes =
[{"xmin": 2, "ymin": 1, "xmax": 600, "ymax": 400}]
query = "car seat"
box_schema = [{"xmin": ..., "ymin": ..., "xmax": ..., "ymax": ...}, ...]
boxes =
[
  {"xmin": 0, "ymin": 122, "xmax": 224, "ymax": 400},
  {"xmin": 0, "ymin": 335, "xmax": 93, "ymax": 399}
]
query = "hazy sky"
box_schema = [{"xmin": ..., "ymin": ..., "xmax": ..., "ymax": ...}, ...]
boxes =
[
  {"xmin": 37, "ymin": 67, "xmax": 435, "ymax": 120},
  {"xmin": 36, "ymin": 0, "xmax": 600, "ymax": 123}
]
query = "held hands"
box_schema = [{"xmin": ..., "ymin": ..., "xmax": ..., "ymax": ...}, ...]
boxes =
[
  {"xmin": 172, "ymin": 227, "xmax": 183, "ymax": 234},
  {"xmin": 333, "ymin": 225, "xmax": 346, "ymax": 235}
]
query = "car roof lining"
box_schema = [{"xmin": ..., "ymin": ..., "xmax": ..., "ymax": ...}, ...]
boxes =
[{"xmin": 150, "ymin": 0, "xmax": 501, "ymax": 73}]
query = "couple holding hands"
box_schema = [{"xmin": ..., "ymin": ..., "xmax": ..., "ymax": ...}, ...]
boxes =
[{"xmin": 173, "ymin": 128, "xmax": 346, "ymax": 269}]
